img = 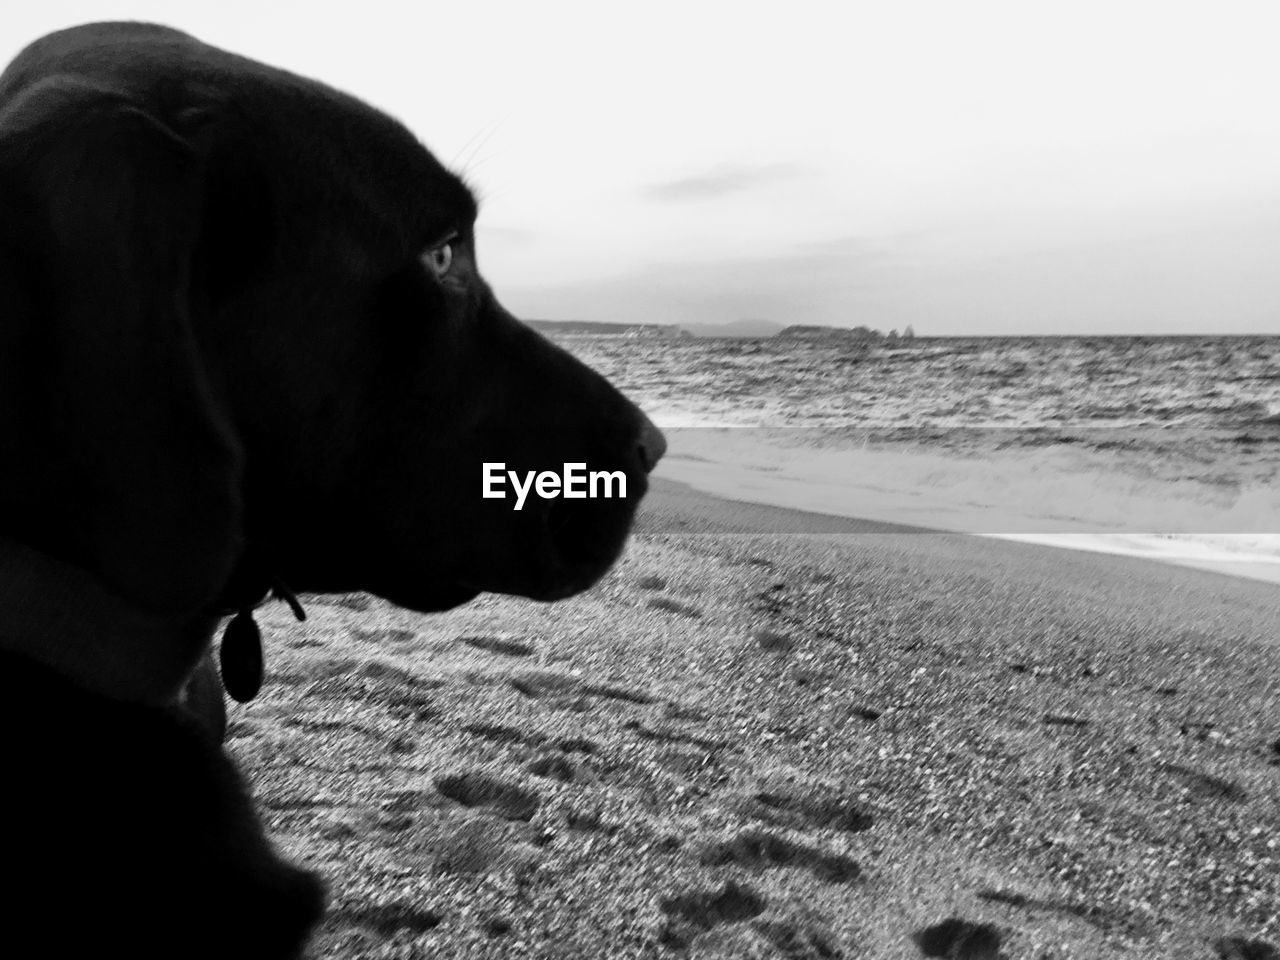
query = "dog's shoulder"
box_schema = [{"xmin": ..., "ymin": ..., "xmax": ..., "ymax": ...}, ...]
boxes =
[{"xmin": 1, "ymin": 652, "xmax": 324, "ymax": 958}]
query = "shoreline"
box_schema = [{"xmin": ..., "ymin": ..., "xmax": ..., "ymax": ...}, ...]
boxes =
[
  {"xmin": 640, "ymin": 474, "xmax": 1280, "ymax": 601},
  {"xmin": 648, "ymin": 444, "xmax": 1280, "ymax": 586}
]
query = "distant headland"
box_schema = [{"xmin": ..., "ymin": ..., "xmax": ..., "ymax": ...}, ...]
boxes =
[{"xmin": 526, "ymin": 319, "xmax": 917, "ymax": 340}]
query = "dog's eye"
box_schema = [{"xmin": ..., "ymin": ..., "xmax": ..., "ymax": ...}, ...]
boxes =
[{"xmin": 425, "ymin": 237, "xmax": 456, "ymax": 278}]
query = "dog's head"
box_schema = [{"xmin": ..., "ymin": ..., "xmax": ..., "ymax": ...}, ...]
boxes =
[{"xmin": 0, "ymin": 23, "xmax": 664, "ymax": 634}]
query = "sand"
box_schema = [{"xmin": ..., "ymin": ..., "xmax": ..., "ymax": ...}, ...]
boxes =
[
  {"xmin": 236, "ymin": 478, "xmax": 1280, "ymax": 959},
  {"xmin": 653, "ymin": 429, "xmax": 1280, "ymax": 586}
]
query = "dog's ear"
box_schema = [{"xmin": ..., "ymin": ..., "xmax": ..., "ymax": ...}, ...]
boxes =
[{"xmin": 0, "ymin": 78, "xmax": 243, "ymax": 614}]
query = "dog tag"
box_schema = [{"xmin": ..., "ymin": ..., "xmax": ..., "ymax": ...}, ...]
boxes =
[{"xmin": 219, "ymin": 610, "xmax": 264, "ymax": 703}]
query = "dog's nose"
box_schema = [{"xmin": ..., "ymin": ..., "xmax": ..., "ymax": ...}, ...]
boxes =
[{"xmin": 637, "ymin": 414, "xmax": 667, "ymax": 473}]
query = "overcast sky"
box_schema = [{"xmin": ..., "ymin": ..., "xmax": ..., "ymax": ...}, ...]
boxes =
[{"xmin": 5, "ymin": 1, "xmax": 1278, "ymax": 334}]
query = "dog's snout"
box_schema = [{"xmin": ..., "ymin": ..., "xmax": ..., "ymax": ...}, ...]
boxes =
[{"xmin": 637, "ymin": 415, "xmax": 667, "ymax": 473}]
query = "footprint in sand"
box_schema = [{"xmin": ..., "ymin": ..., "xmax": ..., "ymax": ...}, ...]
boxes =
[
  {"xmin": 330, "ymin": 592, "xmax": 373, "ymax": 611},
  {"xmin": 357, "ymin": 670, "xmax": 440, "ymax": 722},
  {"xmin": 462, "ymin": 723, "xmax": 545, "ymax": 748},
  {"xmin": 664, "ymin": 702, "xmax": 712, "ymax": 723},
  {"xmin": 913, "ymin": 917, "xmax": 1002, "ymax": 959},
  {"xmin": 326, "ymin": 902, "xmax": 441, "ymax": 939},
  {"xmin": 582, "ymin": 681, "xmax": 656, "ymax": 705},
  {"xmin": 1180, "ymin": 721, "xmax": 1216, "ymax": 742},
  {"xmin": 656, "ymin": 748, "xmax": 724, "ymax": 782},
  {"xmin": 507, "ymin": 670, "xmax": 654, "ymax": 711},
  {"xmin": 1215, "ymin": 936, "xmax": 1280, "ymax": 960},
  {"xmin": 752, "ymin": 584, "xmax": 793, "ymax": 618},
  {"xmin": 754, "ymin": 917, "xmax": 843, "ymax": 960},
  {"xmin": 277, "ymin": 656, "xmax": 441, "ymax": 722},
  {"xmin": 355, "ymin": 659, "xmax": 416, "ymax": 684},
  {"xmin": 459, "ymin": 635, "xmax": 535, "ymax": 657},
  {"xmin": 434, "ymin": 770, "xmax": 540, "ymax": 822},
  {"xmin": 564, "ymin": 805, "xmax": 610, "ymax": 833},
  {"xmin": 381, "ymin": 689, "xmax": 438, "ymax": 723},
  {"xmin": 658, "ymin": 880, "xmax": 766, "ymax": 952},
  {"xmin": 754, "ymin": 627, "xmax": 796, "ymax": 652},
  {"xmin": 972, "ymin": 890, "xmax": 1105, "ymax": 936},
  {"xmin": 699, "ymin": 829, "xmax": 860, "ymax": 884},
  {"xmin": 508, "ymin": 669, "xmax": 582, "ymax": 699},
  {"xmin": 351, "ymin": 626, "xmax": 416, "ymax": 646},
  {"xmin": 481, "ymin": 915, "xmax": 514, "ymax": 937},
  {"xmin": 742, "ymin": 786, "xmax": 875, "ymax": 833},
  {"xmin": 1157, "ymin": 762, "xmax": 1248, "ymax": 803},
  {"xmin": 625, "ymin": 719, "xmax": 724, "ymax": 753},
  {"xmin": 277, "ymin": 655, "xmax": 360, "ymax": 685},
  {"xmin": 525, "ymin": 753, "xmax": 576, "ymax": 782},
  {"xmin": 975, "ymin": 887, "xmax": 1133, "ymax": 935},
  {"xmin": 646, "ymin": 596, "xmax": 704, "ymax": 618},
  {"xmin": 430, "ymin": 816, "xmax": 522, "ymax": 874}
]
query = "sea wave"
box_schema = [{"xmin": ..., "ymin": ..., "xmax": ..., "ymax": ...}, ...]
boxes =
[{"xmin": 549, "ymin": 331, "xmax": 1280, "ymax": 581}]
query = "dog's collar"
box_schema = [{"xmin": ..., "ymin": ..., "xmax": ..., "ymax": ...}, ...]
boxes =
[
  {"xmin": 0, "ymin": 538, "xmax": 218, "ymax": 706},
  {"xmin": 213, "ymin": 552, "xmax": 306, "ymax": 704}
]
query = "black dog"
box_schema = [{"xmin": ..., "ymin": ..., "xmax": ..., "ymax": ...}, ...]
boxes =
[
  {"xmin": 0, "ymin": 21, "xmax": 664, "ymax": 957},
  {"xmin": 0, "ymin": 652, "xmax": 327, "ymax": 958}
]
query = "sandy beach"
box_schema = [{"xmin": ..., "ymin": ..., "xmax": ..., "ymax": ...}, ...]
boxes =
[
  {"xmin": 650, "ymin": 428, "xmax": 1280, "ymax": 586},
  {"xmin": 239, "ymin": 478, "xmax": 1280, "ymax": 959}
]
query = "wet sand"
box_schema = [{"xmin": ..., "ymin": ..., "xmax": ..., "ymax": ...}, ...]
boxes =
[{"xmin": 238, "ymin": 477, "xmax": 1280, "ymax": 959}]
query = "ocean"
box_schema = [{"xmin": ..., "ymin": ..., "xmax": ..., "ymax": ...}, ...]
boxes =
[{"xmin": 546, "ymin": 332, "xmax": 1280, "ymax": 580}]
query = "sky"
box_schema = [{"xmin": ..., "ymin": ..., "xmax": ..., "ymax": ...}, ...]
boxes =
[{"xmin": 4, "ymin": 1, "xmax": 1278, "ymax": 335}]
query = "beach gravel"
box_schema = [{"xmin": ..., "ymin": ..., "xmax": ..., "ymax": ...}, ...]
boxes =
[{"xmin": 233, "ymin": 479, "xmax": 1280, "ymax": 959}]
